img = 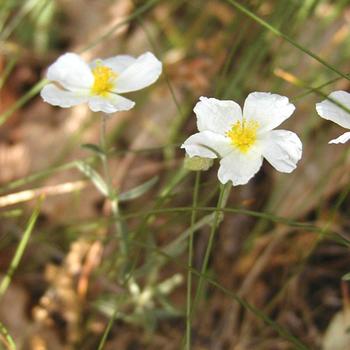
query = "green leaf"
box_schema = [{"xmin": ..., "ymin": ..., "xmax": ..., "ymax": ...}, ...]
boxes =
[
  {"xmin": 119, "ymin": 176, "xmax": 159, "ymax": 202},
  {"xmin": 342, "ymin": 272, "xmax": 350, "ymax": 281},
  {"xmin": 75, "ymin": 161, "xmax": 108, "ymax": 197},
  {"xmin": 80, "ymin": 143, "xmax": 106, "ymax": 157}
]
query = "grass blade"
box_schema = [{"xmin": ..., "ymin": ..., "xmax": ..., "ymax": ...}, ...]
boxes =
[
  {"xmin": 0, "ymin": 198, "xmax": 42, "ymax": 300},
  {"xmin": 97, "ymin": 310, "xmax": 118, "ymax": 350},
  {"xmin": 0, "ymin": 56, "xmax": 17, "ymax": 90},
  {"xmin": 0, "ymin": 79, "xmax": 47, "ymax": 127},
  {"xmin": 226, "ymin": 0, "xmax": 350, "ymax": 81},
  {"xmin": 119, "ymin": 176, "xmax": 159, "ymax": 202},
  {"xmin": 0, "ymin": 321, "xmax": 16, "ymax": 350}
]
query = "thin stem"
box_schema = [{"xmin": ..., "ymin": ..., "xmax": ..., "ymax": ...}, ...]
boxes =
[
  {"xmin": 185, "ymin": 171, "xmax": 201, "ymax": 350},
  {"xmin": 99, "ymin": 115, "xmax": 128, "ymax": 256},
  {"xmin": 170, "ymin": 184, "xmax": 230, "ymax": 349},
  {"xmin": 131, "ymin": 234, "xmax": 308, "ymax": 350},
  {"xmin": 0, "ymin": 199, "xmax": 42, "ymax": 299},
  {"xmin": 191, "ymin": 183, "xmax": 231, "ymax": 315},
  {"xmin": 100, "ymin": 115, "xmax": 114, "ymax": 191},
  {"xmin": 95, "ymin": 116, "xmax": 128, "ymax": 349},
  {"xmin": 97, "ymin": 309, "xmax": 118, "ymax": 350}
]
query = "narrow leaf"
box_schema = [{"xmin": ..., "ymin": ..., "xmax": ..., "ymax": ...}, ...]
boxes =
[
  {"xmin": 119, "ymin": 176, "xmax": 159, "ymax": 202},
  {"xmin": 75, "ymin": 161, "xmax": 108, "ymax": 197},
  {"xmin": 80, "ymin": 143, "xmax": 106, "ymax": 157}
]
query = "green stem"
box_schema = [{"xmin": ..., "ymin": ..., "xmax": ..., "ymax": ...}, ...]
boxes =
[
  {"xmin": 96, "ymin": 116, "xmax": 128, "ymax": 346},
  {"xmin": 0, "ymin": 199, "xmax": 42, "ymax": 299},
  {"xmin": 191, "ymin": 183, "xmax": 231, "ymax": 315},
  {"xmin": 99, "ymin": 116, "xmax": 128, "ymax": 256},
  {"xmin": 100, "ymin": 115, "xmax": 113, "ymax": 189},
  {"xmin": 185, "ymin": 171, "xmax": 201, "ymax": 350},
  {"xmin": 129, "ymin": 240, "xmax": 309, "ymax": 350},
  {"xmin": 97, "ymin": 309, "xmax": 118, "ymax": 350}
]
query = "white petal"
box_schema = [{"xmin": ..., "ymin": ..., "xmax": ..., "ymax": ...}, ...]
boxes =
[
  {"xmin": 261, "ymin": 130, "xmax": 302, "ymax": 173},
  {"xmin": 181, "ymin": 131, "xmax": 232, "ymax": 159},
  {"xmin": 316, "ymin": 91, "xmax": 350, "ymax": 129},
  {"xmin": 88, "ymin": 93, "xmax": 135, "ymax": 113},
  {"xmin": 99, "ymin": 55, "xmax": 136, "ymax": 73},
  {"xmin": 218, "ymin": 150, "xmax": 263, "ymax": 186},
  {"xmin": 243, "ymin": 92, "xmax": 295, "ymax": 132},
  {"xmin": 194, "ymin": 97, "xmax": 242, "ymax": 135},
  {"xmin": 113, "ymin": 52, "xmax": 162, "ymax": 93},
  {"xmin": 329, "ymin": 132, "xmax": 350, "ymax": 144},
  {"xmin": 46, "ymin": 53, "xmax": 93, "ymax": 91},
  {"xmin": 40, "ymin": 83, "xmax": 88, "ymax": 108}
]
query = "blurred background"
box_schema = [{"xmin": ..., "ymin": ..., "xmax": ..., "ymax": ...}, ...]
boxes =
[{"xmin": 0, "ymin": 0, "xmax": 350, "ymax": 349}]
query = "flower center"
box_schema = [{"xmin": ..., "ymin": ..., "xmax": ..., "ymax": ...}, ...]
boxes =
[
  {"xmin": 91, "ymin": 64, "xmax": 117, "ymax": 96},
  {"xmin": 226, "ymin": 118, "xmax": 259, "ymax": 153}
]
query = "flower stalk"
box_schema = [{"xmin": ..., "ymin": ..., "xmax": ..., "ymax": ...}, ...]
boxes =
[
  {"xmin": 189, "ymin": 182, "xmax": 231, "ymax": 325},
  {"xmin": 185, "ymin": 171, "xmax": 201, "ymax": 350},
  {"xmin": 99, "ymin": 115, "xmax": 128, "ymax": 258}
]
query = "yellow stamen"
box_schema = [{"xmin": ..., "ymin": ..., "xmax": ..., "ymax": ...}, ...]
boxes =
[
  {"xmin": 91, "ymin": 64, "xmax": 117, "ymax": 97},
  {"xmin": 226, "ymin": 118, "xmax": 259, "ymax": 153}
]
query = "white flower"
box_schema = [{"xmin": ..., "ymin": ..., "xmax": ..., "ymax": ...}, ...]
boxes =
[
  {"xmin": 316, "ymin": 90, "xmax": 350, "ymax": 144},
  {"xmin": 40, "ymin": 52, "xmax": 162, "ymax": 113},
  {"xmin": 181, "ymin": 93, "xmax": 302, "ymax": 186}
]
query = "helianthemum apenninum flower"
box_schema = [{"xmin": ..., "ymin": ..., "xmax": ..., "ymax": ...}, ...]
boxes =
[
  {"xmin": 40, "ymin": 52, "xmax": 162, "ymax": 113},
  {"xmin": 316, "ymin": 90, "xmax": 350, "ymax": 144},
  {"xmin": 181, "ymin": 92, "xmax": 302, "ymax": 186}
]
